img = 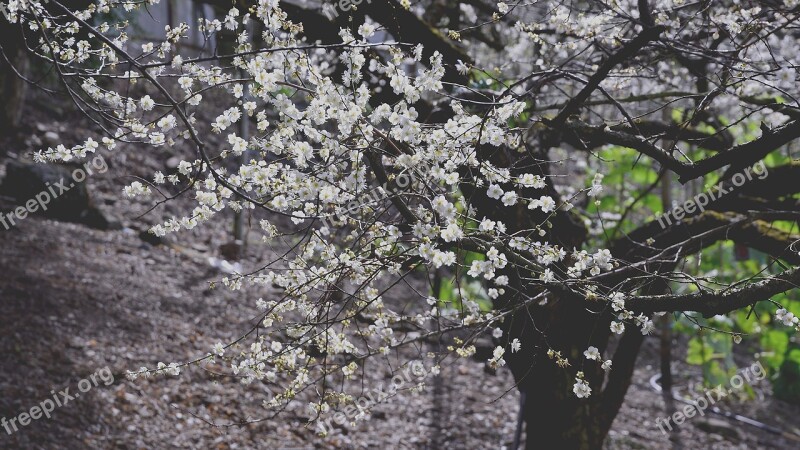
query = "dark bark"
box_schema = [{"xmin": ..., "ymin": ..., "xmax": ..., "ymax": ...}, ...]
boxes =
[
  {"xmin": 513, "ymin": 301, "xmax": 613, "ymax": 449},
  {"xmin": 0, "ymin": 21, "xmax": 28, "ymax": 130},
  {"xmin": 459, "ymin": 144, "xmax": 618, "ymax": 449}
]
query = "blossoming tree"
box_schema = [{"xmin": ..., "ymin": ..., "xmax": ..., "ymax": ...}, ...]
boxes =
[{"xmin": 3, "ymin": 0, "xmax": 800, "ymax": 447}]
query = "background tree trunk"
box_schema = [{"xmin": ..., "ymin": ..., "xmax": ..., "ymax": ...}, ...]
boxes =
[{"xmin": 0, "ymin": 22, "xmax": 28, "ymax": 130}]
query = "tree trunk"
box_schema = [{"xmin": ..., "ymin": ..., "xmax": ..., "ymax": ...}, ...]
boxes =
[
  {"xmin": 0, "ymin": 19, "xmax": 28, "ymax": 130},
  {"xmin": 460, "ymin": 144, "xmax": 646, "ymax": 449},
  {"xmin": 505, "ymin": 298, "xmax": 620, "ymax": 450},
  {"xmin": 520, "ymin": 348, "xmax": 605, "ymax": 449}
]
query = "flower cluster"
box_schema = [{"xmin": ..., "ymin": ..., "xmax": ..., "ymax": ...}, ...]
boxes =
[{"xmin": 13, "ymin": 0, "xmax": 798, "ymax": 427}]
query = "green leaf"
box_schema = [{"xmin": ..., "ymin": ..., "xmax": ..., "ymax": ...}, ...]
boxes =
[
  {"xmin": 705, "ymin": 361, "xmax": 729, "ymax": 387},
  {"xmin": 687, "ymin": 337, "xmax": 714, "ymax": 365},
  {"xmin": 760, "ymin": 330, "xmax": 789, "ymax": 371}
]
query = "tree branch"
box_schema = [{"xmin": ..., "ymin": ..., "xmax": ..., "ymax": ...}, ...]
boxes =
[
  {"xmin": 545, "ymin": 25, "xmax": 665, "ymax": 130},
  {"xmin": 626, "ymin": 266, "xmax": 800, "ymax": 315}
]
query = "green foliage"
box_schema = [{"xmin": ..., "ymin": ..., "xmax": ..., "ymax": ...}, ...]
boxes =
[
  {"xmin": 774, "ymin": 349, "xmax": 800, "ymax": 404},
  {"xmin": 676, "ymin": 242, "xmax": 798, "ymax": 398},
  {"xmin": 588, "ymin": 146, "xmax": 662, "ymax": 238},
  {"xmin": 686, "ymin": 331, "xmax": 736, "ymax": 387},
  {"xmin": 760, "ymin": 329, "xmax": 789, "ymax": 372},
  {"xmin": 589, "ymin": 109, "xmax": 800, "ymax": 401},
  {"xmin": 686, "ymin": 336, "xmax": 714, "ymax": 365},
  {"xmin": 430, "ymin": 249, "xmax": 492, "ymax": 314}
]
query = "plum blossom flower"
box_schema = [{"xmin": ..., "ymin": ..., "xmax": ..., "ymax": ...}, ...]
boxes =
[
  {"xmin": 573, "ymin": 377, "xmax": 591, "ymax": 398},
  {"xmin": 358, "ymin": 23, "xmax": 376, "ymax": 39},
  {"xmin": 583, "ymin": 346, "xmax": 600, "ymax": 360},
  {"xmin": 487, "ymin": 184, "xmax": 504, "ymax": 199},
  {"xmin": 488, "ymin": 346, "xmax": 506, "ymax": 369},
  {"xmin": 610, "ymin": 292, "xmax": 625, "ymax": 312},
  {"xmin": 775, "ymin": 308, "xmax": 798, "ymax": 326},
  {"xmin": 139, "ymin": 95, "xmax": 155, "ymax": 111},
  {"xmin": 501, "ymin": 191, "xmax": 518, "ymax": 206}
]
